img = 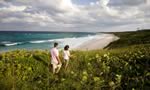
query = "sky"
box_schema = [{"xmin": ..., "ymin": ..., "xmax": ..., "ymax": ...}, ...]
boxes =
[{"xmin": 0, "ymin": 0, "xmax": 150, "ymax": 32}]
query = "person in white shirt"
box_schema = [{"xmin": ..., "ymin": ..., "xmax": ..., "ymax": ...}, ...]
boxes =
[
  {"xmin": 63, "ymin": 45, "xmax": 70, "ymax": 70},
  {"xmin": 50, "ymin": 42, "xmax": 61, "ymax": 74}
]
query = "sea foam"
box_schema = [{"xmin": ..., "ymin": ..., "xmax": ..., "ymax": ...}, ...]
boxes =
[{"xmin": 0, "ymin": 34, "xmax": 108, "ymax": 49}]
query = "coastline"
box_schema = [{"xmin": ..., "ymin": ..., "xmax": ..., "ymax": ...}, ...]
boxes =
[
  {"xmin": 74, "ymin": 34, "xmax": 119, "ymax": 50},
  {"xmin": 0, "ymin": 34, "xmax": 119, "ymax": 53}
]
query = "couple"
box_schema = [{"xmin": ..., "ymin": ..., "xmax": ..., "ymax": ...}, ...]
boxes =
[{"xmin": 50, "ymin": 42, "xmax": 71, "ymax": 74}]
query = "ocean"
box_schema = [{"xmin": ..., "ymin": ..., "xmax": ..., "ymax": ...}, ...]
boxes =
[{"xmin": 0, "ymin": 31, "xmax": 103, "ymax": 51}]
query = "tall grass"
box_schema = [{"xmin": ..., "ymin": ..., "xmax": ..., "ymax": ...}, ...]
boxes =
[{"xmin": 0, "ymin": 44, "xmax": 150, "ymax": 90}]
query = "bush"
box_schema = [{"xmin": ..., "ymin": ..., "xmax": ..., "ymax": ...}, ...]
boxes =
[{"xmin": 0, "ymin": 44, "xmax": 150, "ymax": 90}]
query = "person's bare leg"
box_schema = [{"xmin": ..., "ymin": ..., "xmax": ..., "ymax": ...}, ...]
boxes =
[
  {"xmin": 52, "ymin": 64, "xmax": 56, "ymax": 74},
  {"xmin": 56, "ymin": 64, "xmax": 62, "ymax": 73},
  {"xmin": 65, "ymin": 61, "xmax": 69, "ymax": 70}
]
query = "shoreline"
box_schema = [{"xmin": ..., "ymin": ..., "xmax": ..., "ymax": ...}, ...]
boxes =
[
  {"xmin": 74, "ymin": 34, "xmax": 119, "ymax": 50},
  {"xmin": 0, "ymin": 34, "xmax": 119, "ymax": 53}
]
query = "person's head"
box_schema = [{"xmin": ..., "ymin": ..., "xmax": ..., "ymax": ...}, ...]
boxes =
[
  {"xmin": 64, "ymin": 45, "xmax": 69, "ymax": 50},
  {"xmin": 54, "ymin": 42, "xmax": 58, "ymax": 48}
]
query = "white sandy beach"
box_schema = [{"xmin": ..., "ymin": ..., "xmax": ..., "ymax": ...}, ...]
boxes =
[{"xmin": 74, "ymin": 34, "xmax": 119, "ymax": 50}]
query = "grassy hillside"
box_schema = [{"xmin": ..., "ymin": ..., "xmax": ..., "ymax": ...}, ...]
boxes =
[
  {"xmin": 0, "ymin": 44, "xmax": 150, "ymax": 90},
  {"xmin": 0, "ymin": 30, "xmax": 150, "ymax": 90},
  {"xmin": 105, "ymin": 30, "xmax": 150, "ymax": 49}
]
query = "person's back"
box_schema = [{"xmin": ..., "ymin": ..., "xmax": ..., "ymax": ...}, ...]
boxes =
[
  {"xmin": 51, "ymin": 47, "xmax": 59, "ymax": 64},
  {"xmin": 63, "ymin": 50, "xmax": 70, "ymax": 60},
  {"xmin": 50, "ymin": 42, "xmax": 61, "ymax": 74},
  {"xmin": 63, "ymin": 45, "xmax": 70, "ymax": 70}
]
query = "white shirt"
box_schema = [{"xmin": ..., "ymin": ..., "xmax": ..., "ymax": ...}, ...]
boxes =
[
  {"xmin": 63, "ymin": 50, "xmax": 70, "ymax": 60},
  {"xmin": 50, "ymin": 48, "xmax": 59, "ymax": 64}
]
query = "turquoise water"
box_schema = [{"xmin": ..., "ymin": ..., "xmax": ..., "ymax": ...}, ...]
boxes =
[{"xmin": 0, "ymin": 31, "xmax": 97, "ymax": 51}]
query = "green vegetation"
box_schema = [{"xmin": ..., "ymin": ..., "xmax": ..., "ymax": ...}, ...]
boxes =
[
  {"xmin": 105, "ymin": 30, "xmax": 150, "ymax": 49},
  {"xmin": 0, "ymin": 30, "xmax": 150, "ymax": 90},
  {"xmin": 0, "ymin": 45, "xmax": 150, "ymax": 90}
]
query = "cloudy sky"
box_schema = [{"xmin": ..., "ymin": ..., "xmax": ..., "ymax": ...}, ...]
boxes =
[{"xmin": 0, "ymin": 0, "xmax": 149, "ymax": 32}]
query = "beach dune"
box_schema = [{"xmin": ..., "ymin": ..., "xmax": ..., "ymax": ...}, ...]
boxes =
[{"xmin": 74, "ymin": 34, "xmax": 119, "ymax": 50}]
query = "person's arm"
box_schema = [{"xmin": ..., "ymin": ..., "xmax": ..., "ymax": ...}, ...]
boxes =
[
  {"xmin": 55, "ymin": 50, "xmax": 61, "ymax": 64},
  {"xmin": 56, "ymin": 56, "xmax": 61, "ymax": 64},
  {"xmin": 68, "ymin": 51, "xmax": 70, "ymax": 57}
]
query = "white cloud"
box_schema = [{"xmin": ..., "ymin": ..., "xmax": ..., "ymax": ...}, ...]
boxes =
[
  {"xmin": 1, "ymin": 17, "xmax": 21, "ymax": 23},
  {"xmin": 0, "ymin": 0, "xmax": 149, "ymax": 32},
  {"xmin": 0, "ymin": 5, "xmax": 27, "ymax": 12},
  {"xmin": 99, "ymin": 0, "xmax": 110, "ymax": 6},
  {"xmin": 147, "ymin": 0, "xmax": 150, "ymax": 5}
]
